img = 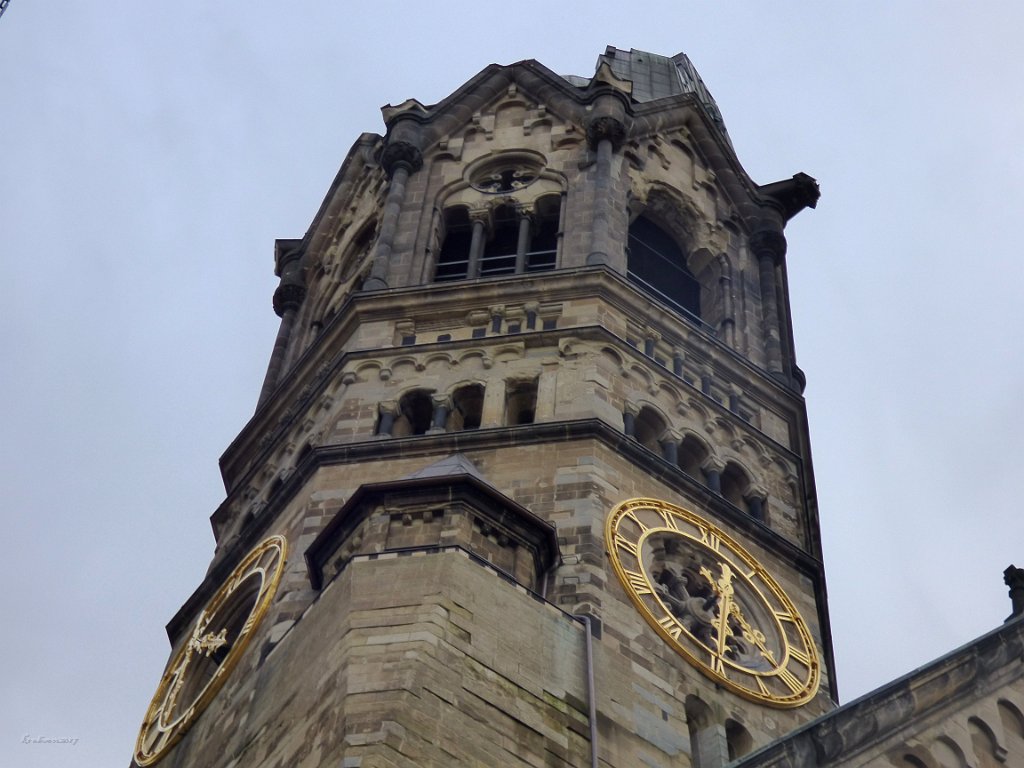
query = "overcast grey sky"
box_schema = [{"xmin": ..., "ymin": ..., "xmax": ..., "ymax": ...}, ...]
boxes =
[{"xmin": 3, "ymin": 2, "xmax": 1024, "ymax": 766}]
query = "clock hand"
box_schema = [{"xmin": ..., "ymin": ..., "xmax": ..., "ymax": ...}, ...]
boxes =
[
  {"xmin": 728, "ymin": 601, "xmax": 775, "ymax": 665},
  {"xmin": 701, "ymin": 562, "xmax": 737, "ymax": 663}
]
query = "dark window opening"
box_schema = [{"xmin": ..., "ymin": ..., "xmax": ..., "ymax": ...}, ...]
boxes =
[
  {"xmin": 525, "ymin": 195, "xmax": 560, "ymax": 273},
  {"xmin": 434, "ymin": 194, "xmax": 560, "ymax": 283},
  {"xmin": 480, "ymin": 204, "xmax": 519, "ymax": 277},
  {"xmin": 721, "ymin": 462, "xmax": 752, "ymax": 512},
  {"xmin": 627, "ymin": 216, "xmax": 700, "ymax": 320},
  {"xmin": 506, "ymin": 379, "xmax": 538, "ymax": 425},
  {"xmin": 726, "ymin": 720, "xmax": 753, "ymax": 760},
  {"xmin": 435, "ymin": 207, "xmax": 472, "ymax": 282},
  {"xmin": 678, "ymin": 435, "xmax": 710, "ymax": 481},
  {"xmin": 393, "ymin": 390, "xmax": 434, "ymax": 437},
  {"xmin": 448, "ymin": 385, "xmax": 484, "ymax": 430},
  {"xmin": 633, "ymin": 407, "xmax": 667, "ymax": 454}
]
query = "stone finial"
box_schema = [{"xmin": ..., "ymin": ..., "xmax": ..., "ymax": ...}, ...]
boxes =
[{"xmin": 1004, "ymin": 565, "xmax": 1024, "ymax": 620}]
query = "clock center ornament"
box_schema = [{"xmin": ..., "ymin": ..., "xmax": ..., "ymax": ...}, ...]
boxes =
[
  {"xmin": 606, "ymin": 499, "xmax": 820, "ymax": 707},
  {"xmin": 133, "ymin": 535, "xmax": 287, "ymax": 766}
]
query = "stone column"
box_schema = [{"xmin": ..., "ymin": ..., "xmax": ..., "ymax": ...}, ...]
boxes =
[
  {"xmin": 643, "ymin": 328, "xmax": 660, "ymax": 358},
  {"xmin": 660, "ymin": 429, "xmax": 681, "ymax": 465},
  {"xmin": 746, "ymin": 486, "xmax": 768, "ymax": 522},
  {"xmin": 428, "ymin": 394, "xmax": 451, "ymax": 434},
  {"xmin": 363, "ymin": 140, "xmax": 423, "ymax": 290},
  {"xmin": 622, "ymin": 402, "xmax": 640, "ymax": 438},
  {"xmin": 584, "ymin": 97, "xmax": 627, "ymax": 266},
  {"xmin": 258, "ymin": 248, "xmax": 306, "ymax": 407},
  {"xmin": 672, "ymin": 347, "xmax": 685, "ymax": 378},
  {"xmin": 514, "ymin": 211, "xmax": 532, "ymax": 274},
  {"xmin": 717, "ymin": 253, "xmax": 736, "ymax": 349},
  {"xmin": 467, "ymin": 213, "xmax": 487, "ymax": 278},
  {"xmin": 703, "ymin": 457, "xmax": 725, "ymax": 495},
  {"xmin": 750, "ymin": 227, "xmax": 787, "ymax": 377},
  {"xmin": 376, "ymin": 400, "xmax": 399, "ymax": 437}
]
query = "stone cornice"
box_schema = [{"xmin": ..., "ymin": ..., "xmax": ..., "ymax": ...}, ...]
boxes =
[{"xmin": 221, "ymin": 267, "xmax": 814, "ymax": 496}]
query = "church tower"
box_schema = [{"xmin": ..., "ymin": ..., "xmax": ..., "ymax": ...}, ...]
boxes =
[{"xmin": 132, "ymin": 47, "xmax": 833, "ymax": 767}]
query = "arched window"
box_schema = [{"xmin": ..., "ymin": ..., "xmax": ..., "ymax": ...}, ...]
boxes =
[
  {"xmin": 678, "ymin": 434, "xmax": 710, "ymax": 481},
  {"xmin": 525, "ymin": 194, "xmax": 560, "ymax": 272},
  {"xmin": 448, "ymin": 385, "xmax": 484, "ymax": 431},
  {"xmin": 720, "ymin": 462, "xmax": 750, "ymax": 508},
  {"xmin": 435, "ymin": 207, "xmax": 473, "ymax": 282},
  {"xmin": 392, "ymin": 389, "xmax": 434, "ymax": 437},
  {"xmin": 633, "ymin": 406, "xmax": 667, "ymax": 455},
  {"xmin": 725, "ymin": 719, "xmax": 752, "ymax": 760},
  {"xmin": 968, "ymin": 716, "xmax": 1004, "ymax": 768},
  {"xmin": 434, "ymin": 196, "xmax": 560, "ymax": 282},
  {"xmin": 685, "ymin": 695, "xmax": 723, "ymax": 768},
  {"xmin": 627, "ymin": 215, "xmax": 700, "ymax": 320},
  {"xmin": 479, "ymin": 203, "xmax": 520, "ymax": 277},
  {"xmin": 998, "ymin": 700, "xmax": 1024, "ymax": 763},
  {"xmin": 505, "ymin": 379, "xmax": 538, "ymax": 425}
]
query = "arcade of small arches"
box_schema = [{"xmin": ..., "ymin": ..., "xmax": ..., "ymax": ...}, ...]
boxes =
[
  {"xmin": 375, "ymin": 379, "xmax": 539, "ymax": 437},
  {"xmin": 368, "ymin": 379, "xmax": 779, "ymax": 526},
  {"xmin": 894, "ymin": 697, "xmax": 1024, "ymax": 768},
  {"xmin": 686, "ymin": 694, "xmax": 753, "ymax": 766},
  {"xmin": 625, "ymin": 402, "xmax": 772, "ymax": 523}
]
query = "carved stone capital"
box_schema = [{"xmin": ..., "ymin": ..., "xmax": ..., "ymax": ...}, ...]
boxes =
[
  {"xmin": 379, "ymin": 140, "xmax": 423, "ymax": 178},
  {"xmin": 749, "ymin": 228, "xmax": 788, "ymax": 264},
  {"xmin": 272, "ymin": 282, "xmax": 306, "ymax": 317},
  {"xmin": 585, "ymin": 115, "xmax": 626, "ymax": 150},
  {"xmin": 746, "ymin": 485, "xmax": 769, "ymax": 502},
  {"xmin": 659, "ymin": 428, "xmax": 682, "ymax": 444},
  {"xmin": 702, "ymin": 456, "xmax": 726, "ymax": 474}
]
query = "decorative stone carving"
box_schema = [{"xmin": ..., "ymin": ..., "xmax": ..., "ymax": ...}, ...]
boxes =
[
  {"xmin": 272, "ymin": 282, "xmax": 306, "ymax": 317},
  {"xmin": 585, "ymin": 115, "xmax": 626, "ymax": 150},
  {"xmin": 379, "ymin": 140, "xmax": 423, "ymax": 178},
  {"xmin": 749, "ymin": 228, "xmax": 788, "ymax": 265}
]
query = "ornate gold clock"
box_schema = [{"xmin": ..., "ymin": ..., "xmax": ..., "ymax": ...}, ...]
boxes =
[
  {"xmin": 133, "ymin": 535, "xmax": 287, "ymax": 766},
  {"xmin": 606, "ymin": 498, "xmax": 819, "ymax": 707}
]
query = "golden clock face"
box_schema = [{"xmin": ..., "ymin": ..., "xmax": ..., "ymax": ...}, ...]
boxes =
[
  {"xmin": 606, "ymin": 499, "xmax": 820, "ymax": 707},
  {"xmin": 134, "ymin": 535, "xmax": 287, "ymax": 766}
]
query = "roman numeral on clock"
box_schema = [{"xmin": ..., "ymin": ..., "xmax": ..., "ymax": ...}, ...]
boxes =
[
  {"xmin": 657, "ymin": 615, "xmax": 682, "ymax": 640},
  {"xmin": 614, "ymin": 536, "xmax": 639, "ymax": 559},
  {"xmin": 776, "ymin": 667, "xmax": 805, "ymax": 694},
  {"xmin": 789, "ymin": 647, "xmax": 813, "ymax": 667},
  {"xmin": 701, "ymin": 529, "xmax": 722, "ymax": 552},
  {"xmin": 623, "ymin": 570, "xmax": 652, "ymax": 595}
]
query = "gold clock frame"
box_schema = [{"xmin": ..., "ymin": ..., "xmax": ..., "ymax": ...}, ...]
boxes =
[
  {"xmin": 133, "ymin": 534, "xmax": 288, "ymax": 766},
  {"xmin": 606, "ymin": 498, "xmax": 820, "ymax": 708}
]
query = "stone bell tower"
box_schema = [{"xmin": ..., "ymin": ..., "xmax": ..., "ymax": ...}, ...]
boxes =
[{"xmin": 132, "ymin": 47, "xmax": 833, "ymax": 768}]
